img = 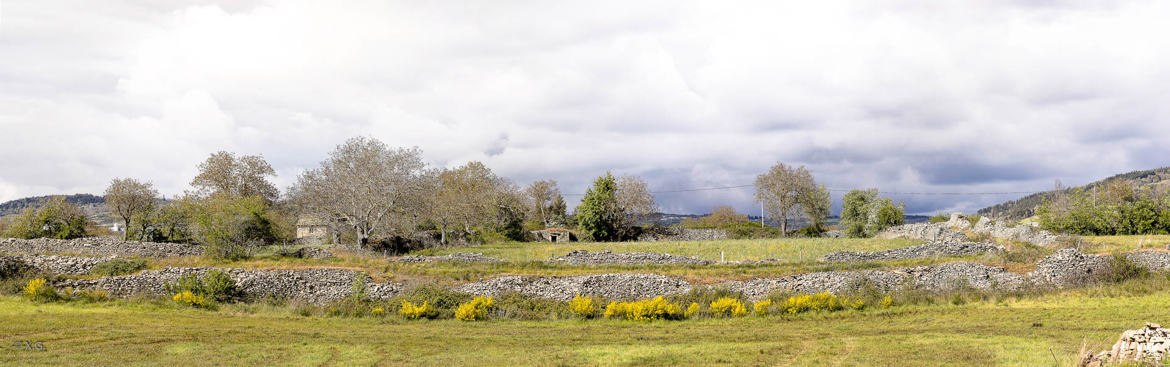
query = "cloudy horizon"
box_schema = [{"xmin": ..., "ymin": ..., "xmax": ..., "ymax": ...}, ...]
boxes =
[{"xmin": 2, "ymin": 1, "xmax": 1169, "ymax": 215}]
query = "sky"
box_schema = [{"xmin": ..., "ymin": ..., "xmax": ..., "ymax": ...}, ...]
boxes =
[{"xmin": 1, "ymin": 0, "xmax": 1168, "ymax": 215}]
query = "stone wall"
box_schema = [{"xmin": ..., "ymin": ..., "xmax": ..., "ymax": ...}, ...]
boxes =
[
  {"xmin": 455, "ymin": 273, "xmax": 693, "ymax": 301},
  {"xmin": 548, "ymin": 250, "xmax": 713, "ymax": 266},
  {"xmin": 56, "ymin": 267, "xmax": 401, "ymax": 304},
  {"xmin": 638, "ymin": 228, "xmax": 729, "ymax": 242},
  {"xmin": 0, "ymin": 237, "xmax": 202, "ymax": 258},
  {"xmin": 822, "ymin": 241, "xmax": 1004, "ymax": 262},
  {"xmin": 2, "ymin": 254, "xmax": 109, "ymax": 275}
]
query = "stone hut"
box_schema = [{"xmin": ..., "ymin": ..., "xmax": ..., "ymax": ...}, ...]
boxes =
[
  {"xmin": 296, "ymin": 215, "xmax": 332, "ymax": 245},
  {"xmin": 532, "ymin": 228, "xmax": 576, "ymax": 242}
]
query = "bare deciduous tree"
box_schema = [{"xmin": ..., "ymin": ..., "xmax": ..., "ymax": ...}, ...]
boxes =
[
  {"xmin": 191, "ymin": 151, "xmax": 279, "ymax": 203},
  {"xmin": 615, "ymin": 175, "xmax": 657, "ymax": 223},
  {"xmin": 431, "ymin": 161, "xmax": 509, "ymax": 244},
  {"xmin": 104, "ymin": 178, "xmax": 159, "ymax": 240},
  {"xmin": 288, "ymin": 137, "xmax": 432, "ymax": 247},
  {"xmin": 525, "ymin": 180, "xmax": 560, "ymax": 227},
  {"xmin": 754, "ymin": 162, "xmax": 820, "ymax": 235}
]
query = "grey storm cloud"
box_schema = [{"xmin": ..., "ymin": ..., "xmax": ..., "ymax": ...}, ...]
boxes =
[{"xmin": 1, "ymin": 0, "xmax": 1169, "ymax": 215}]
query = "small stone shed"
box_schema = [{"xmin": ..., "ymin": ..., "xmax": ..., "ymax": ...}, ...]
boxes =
[
  {"xmin": 296, "ymin": 215, "xmax": 332, "ymax": 245},
  {"xmin": 531, "ymin": 228, "xmax": 577, "ymax": 242}
]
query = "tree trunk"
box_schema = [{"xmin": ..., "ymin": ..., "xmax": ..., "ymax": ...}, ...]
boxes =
[
  {"xmin": 123, "ymin": 217, "xmax": 131, "ymax": 241},
  {"xmin": 439, "ymin": 223, "xmax": 447, "ymax": 245},
  {"xmin": 780, "ymin": 215, "xmax": 788, "ymax": 237}
]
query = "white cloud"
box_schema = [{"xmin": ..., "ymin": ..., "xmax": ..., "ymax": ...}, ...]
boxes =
[{"xmin": 1, "ymin": 0, "xmax": 1169, "ymax": 214}]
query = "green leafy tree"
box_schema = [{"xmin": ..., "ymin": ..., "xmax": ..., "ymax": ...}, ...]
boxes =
[
  {"xmin": 189, "ymin": 194, "xmax": 277, "ymax": 260},
  {"xmin": 575, "ymin": 173, "xmax": 623, "ymax": 241},
  {"xmin": 1, "ymin": 196, "xmax": 88, "ymax": 239},
  {"xmin": 840, "ymin": 189, "xmax": 904, "ymax": 238}
]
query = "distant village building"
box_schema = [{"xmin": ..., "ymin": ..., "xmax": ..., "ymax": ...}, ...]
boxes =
[
  {"xmin": 531, "ymin": 228, "xmax": 576, "ymax": 242},
  {"xmin": 109, "ymin": 223, "xmax": 124, "ymax": 233},
  {"xmin": 296, "ymin": 215, "xmax": 332, "ymax": 245}
]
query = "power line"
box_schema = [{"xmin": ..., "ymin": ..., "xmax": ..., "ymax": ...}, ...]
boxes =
[{"xmin": 562, "ymin": 184, "xmax": 1043, "ymax": 197}]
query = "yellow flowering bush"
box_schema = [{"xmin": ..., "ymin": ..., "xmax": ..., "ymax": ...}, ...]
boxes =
[
  {"xmin": 753, "ymin": 299, "xmax": 773, "ymax": 316},
  {"xmin": 371, "ymin": 307, "xmax": 385, "ymax": 316},
  {"xmin": 880, "ymin": 295, "xmax": 894, "ymax": 308},
  {"xmin": 399, "ymin": 301, "xmax": 437, "ymax": 320},
  {"xmin": 685, "ymin": 302, "xmax": 701, "ymax": 318},
  {"xmin": 23, "ymin": 278, "xmax": 59, "ymax": 303},
  {"xmin": 455, "ymin": 296, "xmax": 494, "ymax": 321},
  {"xmin": 172, "ymin": 291, "xmax": 208, "ymax": 308},
  {"xmin": 603, "ymin": 297, "xmax": 684, "ymax": 321},
  {"xmin": 781, "ymin": 292, "xmax": 864, "ymax": 315},
  {"xmin": 709, "ymin": 297, "xmax": 747, "ymax": 317},
  {"xmin": 569, "ymin": 295, "xmax": 596, "ymax": 318}
]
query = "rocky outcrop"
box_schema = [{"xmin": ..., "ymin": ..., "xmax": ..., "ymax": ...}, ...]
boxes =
[
  {"xmin": 56, "ymin": 267, "xmax": 402, "ymax": 304},
  {"xmin": 394, "ymin": 252, "xmax": 505, "ymax": 264},
  {"xmin": 2, "ymin": 254, "xmax": 109, "ymax": 275},
  {"xmin": 880, "ymin": 213, "xmax": 1059, "ymax": 247},
  {"xmin": 1084, "ymin": 323, "xmax": 1170, "ymax": 366},
  {"xmin": 549, "ymin": 250, "xmax": 713, "ymax": 266},
  {"xmin": 822, "ymin": 241, "xmax": 1004, "ymax": 262},
  {"xmin": 455, "ymin": 273, "xmax": 693, "ymax": 301},
  {"xmin": 971, "ymin": 216, "xmax": 1058, "ymax": 247},
  {"xmin": 0, "ymin": 237, "xmax": 202, "ymax": 258},
  {"xmin": 880, "ymin": 222, "xmax": 970, "ymax": 243}
]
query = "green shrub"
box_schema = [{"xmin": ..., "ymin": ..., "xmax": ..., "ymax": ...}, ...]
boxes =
[
  {"xmin": 88, "ymin": 259, "xmax": 148, "ymax": 276},
  {"xmin": 493, "ymin": 292, "xmax": 570, "ymax": 320},
  {"xmin": 928, "ymin": 213, "xmax": 950, "ymax": 224},
  {"xmin": 569, "ymin": 294, "xmax": 597, "ymax": 319},
  {"xmin": 780, "ymin": 292, "xmax": 864, "ymax": 314},
  {"xmin": 1108, "ymin": 254, "xmax": 1150, "ymax": 283},
  {"xmin": 709, "ymin": 297, "xmax": 747, "ymax": 317},
  {"xmin": 2, "ymin": 197, "xmax": 88, "ymax": 240},
  {"xmin": 455, "ymin": 296, "xmax": 494, "ymax": 321},
  {"xmin": 165, "ymin": 270, "xmax": 240, "ymax": 304},
  {"xmin": 603, "ymin": 297, "xmax": 685, "ymax": 321},
  {"xmin": 403, "ymin": 284, "xmax": 472, "ymax": 314}
]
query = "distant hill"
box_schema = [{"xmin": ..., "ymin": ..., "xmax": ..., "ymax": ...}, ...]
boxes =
[
  {"xmin": 977, "ymin": 166, "xmax": 1170, "ymax": 221},
  {"xmin": 0, "ymin": 194, "xmax": 106, "ymax": 216}
]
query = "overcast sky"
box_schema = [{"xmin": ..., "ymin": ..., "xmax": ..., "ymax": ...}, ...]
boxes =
[{"xmin": 1, "ymin": 1, "xmax": 1168, "ymax": 215}]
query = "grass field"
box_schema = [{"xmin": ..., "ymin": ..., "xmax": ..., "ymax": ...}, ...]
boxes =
[
  {"xmin": 3, "ymin": 277, "xmax": 1169, "ymax": 366},
  {"xmin": 413, "ymin": 237, "xmax": 924, "ymax": 263},
  {"xmin": 1082, "ymin": 234, "xmax": 1170, "ymax": 253}
]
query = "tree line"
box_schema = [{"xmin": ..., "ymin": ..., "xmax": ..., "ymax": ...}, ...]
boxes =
[
  {"xmin": 1038, "ymin": 180, "xmax": 1170, "ymax": 235},
  {"xmin": 1, "ymin": 136, "xmax": 912, "ymax": 254}
]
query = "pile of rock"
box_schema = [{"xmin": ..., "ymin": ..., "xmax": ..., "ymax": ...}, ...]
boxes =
[
  {"xmin": 455, "ymin": 273, "xmax": 692, "ymax": 301},
  {"xmin": 1083, "ymin": 323, "xmax": 1170, "ymax": 366},
  {"xmin": 57, "ymin": 267, "xmax": 402, "ymax": 304},
  {"xmin": 0, "ymin": 237, "xmax": 202, "ymax": 258},
  {"xmin": 822, "ymin": 241, "xmax": 1004, "ymax": 262},
  {"xmin": 549, "ymin": 250, "xmax": 713, "ymax": 266},
  {"xmin": 394, "ymin": 252, "xmax": 505, "ymax": 264}
]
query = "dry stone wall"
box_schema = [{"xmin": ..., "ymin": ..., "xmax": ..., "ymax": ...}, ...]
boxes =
[
  {"xmin": 822, "ymin": 241, "xmax": 1004, "ymax": 262},
  {"xmin": 1085, "ymin": 323, "xmax": 1170, "ymax": 366},
  {"xmin": 455, "ymin": 273, "xmax": 693, "ymax": 301},
  {"xmin": 2, "ymin": 254, "xmax": 109, "ymax": 275},
  {"xmin": 549, "ymin": 250, "xmax": 713, "ymax": 266},
  {"xmin": 0, "ymin": 237, "xmax": 202, "ymax": 258},
  {"xmin": 56, "ymin": 267, "xmax": 402, "ymax": 304}
]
